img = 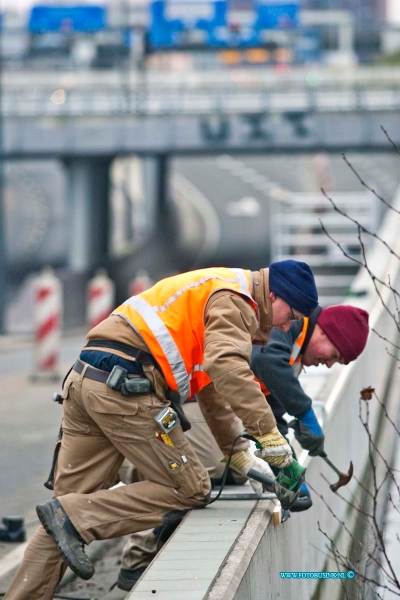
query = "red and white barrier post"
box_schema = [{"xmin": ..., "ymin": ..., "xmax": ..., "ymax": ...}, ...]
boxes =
[
  {"xmin": 86, "ymin": 268, "xmax": 115, "ymax": 331},
  {"xmin": 32, "ymin": 266, "xmax": 63, "ymax": 380},
  {"xmin": 129, "ymin": 269, "xmax": 153, "ymax": 297}
]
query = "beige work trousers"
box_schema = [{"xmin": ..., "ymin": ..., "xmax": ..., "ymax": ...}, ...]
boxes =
[
  {"xmin": 120, "ymin": 401, "xmax": 246, "ymax": 571},
  {"xmin": 5, "ymin": 364, "xmax": 210, "ymax": 600}
]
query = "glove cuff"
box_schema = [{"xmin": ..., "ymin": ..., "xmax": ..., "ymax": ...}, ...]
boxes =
[
  {"xmin": 255, "ymin": 426, "xmax": 286, "ymax": 447},
  {"xmin": 221, "ymin": 449, "xmax": 253, "ymax": 474}
]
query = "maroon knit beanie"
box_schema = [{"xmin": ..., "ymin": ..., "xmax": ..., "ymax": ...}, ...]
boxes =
[{"xmin": 316, "ymin": 305, "xmax": 369, "ymax": 364}]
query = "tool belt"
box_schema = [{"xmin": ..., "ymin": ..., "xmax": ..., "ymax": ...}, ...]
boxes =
[
  {"xmin": 73, "ymin": 358, "xmax": 152, "ymax": 395},
  {"xmin": 84, "ymin": 339, "xmax": 162, "ymax": 371},
  {"xmin": 74, "ymin": 358, "xmax": 192, "ymax": 432}
]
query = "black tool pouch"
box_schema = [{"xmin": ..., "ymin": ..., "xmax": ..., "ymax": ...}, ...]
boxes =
[
  {"xmin": 168, "ymin": 390, "xmax": 192, "ymax": 432},
  {"xmin": 121, "ymin": 377, "xmax": 152, "ymax": 395}
]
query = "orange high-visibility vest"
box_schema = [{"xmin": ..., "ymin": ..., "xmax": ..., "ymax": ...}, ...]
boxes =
[
  {"xmin": 113, "ymin": 268, "xmax": 258, "ymax": 400},
  {"xmin": 255, "ymin": 317, "xmax": 309, "ymax": 396}
]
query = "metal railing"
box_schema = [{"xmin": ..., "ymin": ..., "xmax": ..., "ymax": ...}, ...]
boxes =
[{"xmin": 4, "ymin": 67, "xmax": 400, "ymax": 118}]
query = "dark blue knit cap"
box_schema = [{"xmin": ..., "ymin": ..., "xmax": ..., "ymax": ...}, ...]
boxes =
[{"xmin": 269, "ymin": 260, "xmax": 318, "ymax": 317}]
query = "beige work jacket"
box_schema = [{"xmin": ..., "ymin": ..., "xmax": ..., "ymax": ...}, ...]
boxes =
[{"xmin": 85, "ymin": 268, "xmax": 276, "ymax": 438}]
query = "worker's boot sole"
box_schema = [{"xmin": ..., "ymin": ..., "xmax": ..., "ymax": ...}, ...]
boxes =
[{"xmin": 36, "ymin": 499, "xmax": 94, "ymax": 581}]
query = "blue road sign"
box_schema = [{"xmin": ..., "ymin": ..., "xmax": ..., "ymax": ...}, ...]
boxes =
[
  {"xmin": 29, "ymin": 6, "xmax": 106, "ymax": 33},
  {"xmin": 149, "ymin": 1, "xmax": 228, "ymax": 49},
  {"xmin": 254, "ymin": 1, "xmax": 300, "ymax": 30},
  {"xmin": 148, "ymin": 0, "xmax": 300, "ymax": 50}
]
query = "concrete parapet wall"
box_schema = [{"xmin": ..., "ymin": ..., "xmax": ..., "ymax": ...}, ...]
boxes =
[{"xmin": 213, "ymin": 185, "xmax": 400, "ymax": 600}]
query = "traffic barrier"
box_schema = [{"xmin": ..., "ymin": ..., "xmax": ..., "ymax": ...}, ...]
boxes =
[
  {"xmin": 86, "ymin": 269, "xmax": 115, "ymax": 330},
  {"xmin": 86, "ymin": 268, "xmax": 115, "ymax": 331},
  {"xmin": 129, "ymin": 269, "xmax": 153, "ymax": 297},
  {"xmin": 32, "ymin": 266, "xmax": 62, "ymax": 380}
]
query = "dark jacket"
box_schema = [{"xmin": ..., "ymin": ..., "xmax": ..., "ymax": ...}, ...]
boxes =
[{"xmin": 251, "ymin": 306, "xmax": 322, "ymax": 437}]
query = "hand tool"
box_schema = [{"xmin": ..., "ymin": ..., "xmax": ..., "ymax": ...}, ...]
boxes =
[
  {"xmin": 318, "ymin": 451, "xmax": 353, "ymax": 492},
  {"xmin": 246, "ymin": 466, "xmax": 303, "ymax": 523},
  {"xmin": 244, "ymin": 434, "xmax": 306, "ymax": 511}
]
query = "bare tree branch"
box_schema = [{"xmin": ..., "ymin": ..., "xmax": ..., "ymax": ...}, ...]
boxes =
[
  {"xmin": 359, "ymin": 401, "xmax": 400, "ymax": 589},
  {"xmin": 358, "ymin": 227, "xmax": 400, "ymax": 335},
  {"xmin": 342, "ymin": 153, "xmax": 400, "ymax": 215},
  {"xmin": 313, "ymin": 129, "xmax": 400, "ymax": 598},
  {"xmin": 317, "ymin": 522, "xmax": 398, "ymax": 597},
  {"xmin": 381, "ymin": 125, "xmax": 400, "ymax": 157},
  {"xmin": 321, "ymin": 187, "xmax": 400, "ymax": 261},
  {"xmin": 308, "ymin": 481, "xmax": 394, "ymax": 581},
  {"xmin": 319, "ymin": 219, "xmax": 400, "ymax": 308}
]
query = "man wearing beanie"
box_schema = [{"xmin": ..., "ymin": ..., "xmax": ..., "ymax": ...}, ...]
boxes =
[
  {"xmin": 248, "ymin": 303, "xmax": 369, "ymax": 511},
  {"xmin": 268, "ymin": 259, "xmax": 318, "ymax": 322},
  {"xmin": 7, "ymin": 261, "xmax": 318, "ymax": 600}
]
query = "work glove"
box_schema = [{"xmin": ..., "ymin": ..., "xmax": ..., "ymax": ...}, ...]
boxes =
[
  {"xmin": 253, "ymin": 426, "xmax": 293, "ymax": 468},
  {"xmin": 221, "ymin": 449, "xmax": 274, "ymax": 494},
  {"xmin": 288, "ymin": 408, "xmax": 325, "ymax": 457}
]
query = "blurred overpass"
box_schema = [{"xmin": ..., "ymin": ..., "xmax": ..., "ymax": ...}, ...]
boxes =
[
  {"xmin": 4, "ymin": 67, "xmax": 400, "ymax": 157},
  {"xmin": 2, "ymin": 66, "xmax": 400, "ymax": 326}
]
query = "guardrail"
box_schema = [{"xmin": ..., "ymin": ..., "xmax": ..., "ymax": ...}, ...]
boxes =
[
  {"xmin": 4, "ymin": 67, "xmax": 400, "ymax": 117},
  {"xmin": 5, "ymin": 66, "xmax": 400, "ymax": 87},
  {"xmin": 127, "ymin": 185, "xmax": 400, "ymax": 599},
  {"xmin": 3, "ymin": 86, "xmax": 400, "ymax": 117}
]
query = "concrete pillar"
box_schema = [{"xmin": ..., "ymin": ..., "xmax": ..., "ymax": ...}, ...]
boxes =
[
  {"xmin": 142, "ymin": 154, "xmax": 169, "ymax": 230},
  {"xmin": 64, "ymin": 157, "xmax": 112, "ymax": 272},
  {"xmin": 0, "ymin": 68, "xmax": 6, "ymax": 332},
  {"xmin": 155, "ymin": 154, "xmax": 169, "ymax": 226},
  {"xmin": 0, "ymin": 165, "xmax": 6, "ymax": 334}
]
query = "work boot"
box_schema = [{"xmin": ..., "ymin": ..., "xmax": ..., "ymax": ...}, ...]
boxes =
[
  {"xmin": 117, "ymin": 567, "xmax": 146, "ymax": 591},
  {"xmin": 290, "ymin": 482, "xmax": 313, "ymax": 513},
  {"xmin": 36, "ymin": 498, "xmax": 94, "ymax": 580}
]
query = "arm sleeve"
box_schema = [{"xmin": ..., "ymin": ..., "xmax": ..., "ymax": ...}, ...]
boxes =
[
  {"xmin": 202, "ymin": 292, "xmax": 276, "ymax": 436},
  {"xmin": 196, "ymin": 383, "xmax": 250, "ymax": 456},
  {"xmin": 251, "ymin": 325, "xmax": 313, "ymax": 419}
]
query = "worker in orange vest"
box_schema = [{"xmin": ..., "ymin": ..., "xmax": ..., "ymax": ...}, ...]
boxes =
[
  {"xmin": 5, "ymin": 261, "xmax": 318, "ymax": 600},
  {"xmin": 116, "ymin": 305, "xmax": 369, "ymax": 592}
]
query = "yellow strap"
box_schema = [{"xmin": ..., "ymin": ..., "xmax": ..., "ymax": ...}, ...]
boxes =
[{"xmin": 160, "ymin": 433, "xmax": 174, "ymax": 447}]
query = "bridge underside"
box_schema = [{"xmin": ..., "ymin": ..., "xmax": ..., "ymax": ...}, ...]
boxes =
[{"xmin": 4, "ymin": 111, "xmax": 400, "ymax": 158}]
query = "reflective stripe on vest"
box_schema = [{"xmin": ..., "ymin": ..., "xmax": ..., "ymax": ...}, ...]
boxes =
[
  {"xmin": 256, "ymin": 317, "xmax": 309, "ymax": 396},
  {"xmin": 112, "ymin": 268, "xmax": 258, "ymax": 401}
]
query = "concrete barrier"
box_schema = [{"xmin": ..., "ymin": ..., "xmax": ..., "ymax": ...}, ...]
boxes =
[{"xmin": 127, "ymin": 186, "xmax": 400, "ymax": 600}]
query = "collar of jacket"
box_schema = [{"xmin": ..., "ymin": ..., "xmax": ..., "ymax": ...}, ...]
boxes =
[
  {"xmin": 301, "ymin": 304, "xmax": 323, "ymax": 355},
  {"xmin": 252, "ymin": 268, "xmax": 273, "ymax": 345}
]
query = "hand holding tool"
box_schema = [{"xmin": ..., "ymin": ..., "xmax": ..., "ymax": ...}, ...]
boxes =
[
  {"xmin": 288, "ymin": 408, "xmax": 325, "ymax": 456},
  {"xmin": 252, "ymin": 426, "xmax": 293, "ymax": 468},
  {"xmin": 243, "ymin": 434, "xmax": 306, "ymax": 512},
  {"xmin": 222, "ymin": 449, "xmax": 275, "ymax": 494}
]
